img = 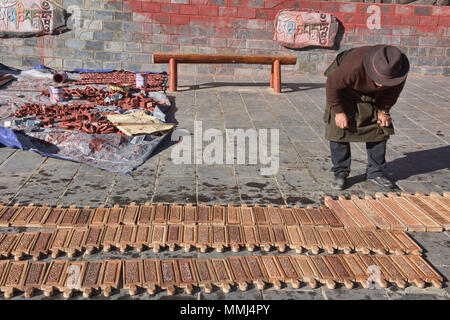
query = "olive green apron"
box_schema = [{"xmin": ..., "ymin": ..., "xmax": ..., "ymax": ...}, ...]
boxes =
[{"xmin": 323, "ymin": 49, "xmax": 395, "ymax": 143}]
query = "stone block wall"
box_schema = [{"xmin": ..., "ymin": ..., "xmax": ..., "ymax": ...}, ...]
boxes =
[{"xmin": 0, "ymin": 0, "xmax": 448, "ymax": 76}]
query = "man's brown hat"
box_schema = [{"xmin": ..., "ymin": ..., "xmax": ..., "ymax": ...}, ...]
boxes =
[{"xmin": 363, "ymin": 45, "xmax": 409, "ymax": 87}]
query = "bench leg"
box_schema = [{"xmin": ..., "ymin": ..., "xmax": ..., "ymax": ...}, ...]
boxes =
[
  {"xmin": 169, "ymin": 58, "xmax": 177, "ymax": 92},
  {"xmin": 270, "ymin": 64, "xmax": 274, "ymax": 88},
  {"xmin": 273, "ymin": 59, "xmax": 281, "ymax": 93}
]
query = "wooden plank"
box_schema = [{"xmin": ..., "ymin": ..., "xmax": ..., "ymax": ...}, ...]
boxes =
[
  {"xmin": 373, "ymin": 255, "xmax": 407, "ymax": 288},
  {"xmin": 375, "ymin": 229, "xmax": 406, "ymax": 255},
  {"xmin": 345, "ymin": 228, "xmax": 371, "ymax": 254},
  {"xmin": 390, "ymin": 255, "xmax": 426, "ymax": 288},
  {"xmin": 390, "ymin": 230, "xmax": 422, "ymax": 255},
  {"xmin": 357, "ymin": 254, "xmax": 389, "ymax": 288},
  {"xmin": 291, "ymin": 256, "xmax": 319, "ymax": 288},
  {"xmin": 74, "ymin": 207, "xmax": 94, "ymax": 228},
  {"xmin": 337, "ymin": 196, "xmax": 377, "ymax": 230},
  {"xmin": 406, "ymin": 255, "xmax": 443, "ymax": 288},
  {"xmin": 41, "ymin": 207, "xmax": 65, "ymax": 228},
  {"xmin": 407, "ymin": 194, "xmax": 450, "ymax": 230},
  {"xmin": 359, "ymin": 230, "xmax": 388, "ymax": 254},
  {"xmin": 121, "ymin": 202, "xmax": 139, "ymax": 225},
  {"xmin": 153, "ymin": 52, "xmax": 298, "ymax": 65},
  {"xmin": 341, "ymin": 255, "xmax": 370, "ymax": 288},
  {"xmin": 244, "ymin": 256, "xmax": 267, "ymax": 290},
  {"xmin": 116, "ymin": 225, "xmax": 136, "ymax": 252},
  {"xmin": 393, "ymin": 196, "xmax": 443, "ymax": 231},
  {"xmin": 0, "ymin": 205, "xmax": 21, "ymax": 227},
  {"xmin": 319, "ymin": 206, "xmax": 344, "ymax": 228},
  {"xmin": 324, "ymin": 196, "xmax": 360, "ymax": 228},
  {"xmin": 60, "ymin": 261, "xmax": 87, "ymax": 298}
]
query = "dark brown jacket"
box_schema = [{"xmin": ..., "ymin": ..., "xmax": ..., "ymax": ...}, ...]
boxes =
[{"xmin": 326, "ymin": 46, "xmax": 405, "ymax": 114}]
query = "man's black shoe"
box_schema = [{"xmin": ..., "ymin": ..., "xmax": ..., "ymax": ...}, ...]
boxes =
[
  {"xmin": 331, "ymin": 173, "xmax": 347, "ymax": 190},
  {"xmin": 368, "ymin": 176, "xmax": 394, "ymax": 189}
]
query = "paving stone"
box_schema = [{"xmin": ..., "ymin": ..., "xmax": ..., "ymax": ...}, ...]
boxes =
[{"xmin": 153, "ymin": 177, "xmax": 197, "ymax": 204}]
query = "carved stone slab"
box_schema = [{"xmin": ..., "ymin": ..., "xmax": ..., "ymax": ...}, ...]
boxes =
[
  {"xmin": 337, "ymin": 197, "xmax": 376, "ymax": 230},
  {"xmin": 391, "ymin": 230, "xmax": 422, "ymax": 255},
  {"xmin": 324, "ymin": 197, "xmax": 359, "ymax": 228},
  {"xmin": 366, "ymin": 196, "xmax": 406, "ymax": 231},
  {"xmin": 258, "ymin": 225, "xmax": 274, "ymax": 252},
  {"xmin": 260, "ymin": 256, "xmax": 285, "ymax": 290},
  {"xmin": 280, "ymin": 207, "xmax": 298, "ymax": 226},
  {"xmin": 242, "ymin": 225, "xmax": 259, "ymax": 252},
  {"xmin": 197, "ymin": 204, "xmax": 211, "ymax": 224},
  {"xmin": 80, "ymin": 261, "xmax": 104, "ymax": 298},
  {"xmin": 212, "ymin": 225, "xmax": 227, "ymax": 252},
  {"xmin": 309, "ymin": 256, "xmax": 336, "ymax": 289},
  {"xmin": 1, "ymin": 261, "xmax": 28, "ymax": 298},
  {"xmin": 197, "ymin": 224, "xmax": 211, "ymax": 253},
  {"xmin": 319, "ymin": 207, "xmax": 344, "ymax": 228},
  {"xmin": 254, "ymin": 205, "xmax": 269, "ymax": 225},
  {"xmin": 286, "ymin": 225, "xmax": 304, "ymax": 253},
  {"xmin": 272, "ymin": 225, "xmax": 288, "ymax": 252},
  {"xmin": 406, "ymin": 255, "xmax": 443, "ymax": 288},
  {"xmin": 61, "ymin": 261, "xmax": 86, "ymax": 298},
  {"xmin": 373, "ymin": 255, "xmax": 407, "ymax": 288},
  {"xmin": 227, "ymin": 225, "xmax": 243, "ymax": 252},
  {"xmin": 183, "ymin": 204, "xmax": 197, "ymax": 224},
  {"xmin": 300, "ymin": 226, "xmax": 321, "ymax": 254},
  {"xmin": 153, "ymin": 204, "xmax": 168, "ymax": 224},
  {"xmin": 116, "ymin": 225, "xmax": 135, "ymax": 252},
  {"xmin": 74, "ymin": 207, "xmax": 94, "ymax": 228},
  {"xmin": 377, "ymin": 195, "xmax": 425, "ymax": 232},
  {"xmin": 226, "ymin": 205, "xmax": 240, "ymax": 224},
  {"xmin": 341, "ymin": 254, "xmax": 370, "ymax": 288},
  {"xmin": 64, "ymin": 228, "xmax": 87, "ymax": 258},
  {"xmin": 351, "ymin": 196, "xmax": 391, "ymax": 230},
  {"xmin": 0, "ymin": 234, "xmax": 19, "ymax": 258},
  {"xmin": 306, "ymin": 208, "xmax": 328, "ymax": 226},
  {"xmin": 0, "ymin": 205, "xmax": 20, "ymax": 227},
  {"xmin": 330, "ymin": 228, "xmax": 354, "ymax": 254},
  {"xmin": 10, "ymin": 205, "xmax": 36, "ymax": 226},
  {"xmin": 317, "ymin": 228, "xmax": 338, "ymax": 254},
  {"xmin": 293, "ymin": 207, "xmax": 313, "ymax": 225},
  {"xmin": 41, "ymin": 207, "xmax": 65, "ymax": 228},
  {"xmin": 324, "ymin": 255, "xmax": 354, "ymax": 289},
  {"xmin": 394, "ymin": 196, "xmax": 443, "ymax": 232},
  {"xmin": 276, "ymin": 256, "xmax": 301, "ymax": 288}
]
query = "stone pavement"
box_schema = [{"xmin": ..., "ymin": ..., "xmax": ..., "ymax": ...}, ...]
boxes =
[{"xmin": 0, "ymin": 73, "xmax": 449, "ymax": 300}]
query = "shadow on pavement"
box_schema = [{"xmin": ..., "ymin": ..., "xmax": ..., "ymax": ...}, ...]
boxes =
[{"xmin": 177, "ymin": 82, "xmax": 325, "ymax": 93}]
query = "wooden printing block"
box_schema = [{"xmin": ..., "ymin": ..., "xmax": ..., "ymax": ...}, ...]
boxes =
[
  {"xmin": 183, "ymin": 204, "xmax": 197, "ymax": 225},
  {"xmin": 286, "ymin": 226, "xmax": 305, "ymax": 253},
  {"xmin": 365, "ymin": 195, "xmax": 406, "ymax": 231},
  {"xmin": 276, "ymin": 256, "xmax": 302, "ymax": 289},
  {"xmin": 299, "ymin": 226, "xmax": 321, "ymax": 254},
  {"xmin": 293, "ymin": 206, "xmax": 313, "ymax": 225},
  {"xmin": 64, "ymin": 228, "xmax": 88, "ymax": 258},
  {"xmin": 0, "ymin": 261, "xmax": 9, "ymax": 291},
  {"xmin": 196, "ymin": 224, "xmax": 211, "ymax": 253},
  {"xmin": 197, "ymin": 204, "xmax": 211, "ymax": 224},
  {"xmin": 0, "ymin": 233, "xmax": 19, "ymax": 259},
  {"xmin": 41, "ymin": 206, "xmax": 66, "ymax": 228},
  {"xmin": 168, "ymin": 203, "xmax": 183, "ymax": 224},
  {"xmin": 226, "ymin": 204, "xmax": 241, "ymax": 224},
  {"xmin": 271, "ymin": 225, "xmax": 289, "ymax": 252},
  {"xmin": 373, "ymin": 229, "xmax": 405, "ymax": 255},
  {"xmin": 178, "ymin": 259, "xmax": 199, "ymax": 294},
  {"xmin": 58, "ymin": 205, "xmax": 80, "ymax": 228},
  {"xmin": 121, "ymin": 202, "xmax": 139, "ymax": 225},
  {"xmin": 266, "ymin": 204, "xmax": 284, "ymax": 225},
  {"xmin": 30, "ymin": 231, "xmax": 53, "ymax": 260},
  {"xmin": 19, "ymin": 261, "xmax": 47, "ymax": 298},
  {"xmin": 227, "ymin": 257, "xmax": 251, "ymax": 291},
  {"xmin": 405, "ymin": 255, "xmax": 443, "ymax": 288},
  {"xmin": 193, "ymin": 259, "xmax": 216, "ymax": 293},
  {"xmin": 212, "ymin": 225, "xmax": 228, "ymax": 252},
  {"xmin": 80, "ymin": 261, "xmax": 105, "ymax": 298},
  {"xmin": 409, "ymin": 193, "xmax": 450, "ymax": 230},
  {"xmin": 260, "ymin": 256, "xmax": 286, "ymax": 290},
  {"xmin": 324, "ymin": 255, "xmax": 354, "ymax": 289},
  {"xmin": 305, "ymin": 206, "xmax": 328, "ymax": 226},
  {"xmin": 211, "ymin": 259, "xmax": 234, "ymax": 293},
  {"xmin": 390, "ymin": 230, "xmax": 422, "ymax": 255},
  {"xmin": 41, "ymin": 260, "xmax": 68, "ymax": 296},
  {"xmin": 0, "ymin": 261, "xmax": 28, "ymax": 298},
  {"xmin": 91, "ymin": 206, "xmax": 110, "ymax": 226},
  {"xmin": 142, "ymin": 259, "xmax": 161, "ymax": 295},
  {"xmin": 359, "ymin": 229, "xmax": 389, "ymax": 254},
  {"xmin": 73, "ymin": 207, "xmax": 94, "ymax": 228},
  {"xmin": 393, "ymin": 194, "xmax": 444, "ymax": 232},
  {"xmin": 227, "ymin": 225, "xmax": 244, "ymax": 252},
  {"xmin": 280, "ymin": 206, "xmax": 298, "ymax": 226},
  {"xmin": 240, "ymin": 204, "xmax": 255, "ymax": 226},
  {"xmin": 100, "ymin": 260, "xmax": 122, "ymax": 297},
  {"xmin": 341, "ymin": 255, "xmax": 371, "ymax": 288},
  {"xmin": 134, "ymin": 225, "xmax": 151, "ymax": 253},
  {"xmin": 253, "ymin": 205, "xmax": 269, "ymax": 225},
  {"xmin": 350, "ymin": 195, "xmax": 391, "ymax": 230},
  {"xmin": 0, "ymin": 204, "xmax": 5, "ymax": 218},
  {"xmin": 430, "ymin": 192, "xmax": 450, "ymax": 214},
  {"xmin": 151, "ymin": 224, "xmax": 167, "ymax": 253},
  {"xmin": 138, "ymin": 203, "xmax": 155, "ymax": 225},
  {"xmin": 212, "ymin": 204, "xmax": 225, "ymax": 225},
  {"xmin": 0, "ymin": 204, "xmax": 21, "ymax": 227},
  {"xmin": 337, "ymin": 196, "xmax": 377, "ymax": 230},
  {"xmin": 9, "ymin": 204, "xmax": 37, "ymax": 227},
  {"xmin": 357, "ymin": 254, "xmax": 389, "ymax": 288},
  {"xmin": 181, "ymin": 224, "xmax": 197, "ymax": 252},
  {"xmin": 153, "ymin": 203, "xmax": 168, "ymax": 224},
  {"xmin": 330, "ymin": 228, "xmax": 354, "ymax": 254},
  {"xmin": 257, "ymin": 225, "xmax": 274, "ymax": 252},
  {"xmin": 27, "ymin": 205, "xmax": 52, "ymax": 228},
  {"xmin": 102, "ymin": 225, "xmax": 120, "ymax": 252},
  {"xmin": 389, "ymin": 255, "xmax": 426, "ymax": 288},
  {"xmin": 11, "ymin": 232, "xmax": 38, "ymax": 261},
  {"xmin": 61, "ymin": 261, "xmax": 87, "ymax": 298},
  {"xmin": 375, "ymin": 193, "xmax": 425, "ymax": 232},
  {"xmin": 372, "ymin": 255, "xmax": 407, "ymax": 288},
  {"xmin": 345, "ymin": 228, "xmax": 371, "ymax": 254},
  {"xmin": 106, "ymin": 205, "xmax": 123, "ymax": 226},
  {"xmin": 244, "ymin": 256, "xmax": 267, "ymax": 290},
  {"xmin": 324, "ymin": 196, "xmax": 360, "ymax": 228},
  {"xmin": 49, "ymin": 228, "xmax": 72, "ymax": 258},
  {"xmin": 319, "ymin": 206, "xmax": 344, "ymax": 228},
  {"xmin": 83, "ymin": 227, "xmax": 104, "ymax": 255},
  {"xmin": 159, "ymin": 259, "xmax": 181, "ymax": 295},
  {"xmin": 116, "ymin": 225, "xmax": 135, "ymax": 253},
  {"xmin": 242, "ymin": 225, "xmax": 259, "ymax": 252},
  {"xmin": 309, "ymin": 256, "xmax": 337, "ymax": 289},
  {"xmin": 166, "ymin": 224, "xmax": 182, "ymax": 251},
  {"xmin": 316, "ymin": 228, "xmax": 338, "ymax": 254},
  {"xmin": 123, "ymin": 260, "xmax": 143, "ymax": 296}
]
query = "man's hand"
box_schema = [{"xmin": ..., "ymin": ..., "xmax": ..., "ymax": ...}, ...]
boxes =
[
  {"xmin": 377, "ymin": 111, "xmax": 392, "ymax": 127},
  {"xmin": 335, "ymin": 113, "xmax": 348, "ymax": 129}
]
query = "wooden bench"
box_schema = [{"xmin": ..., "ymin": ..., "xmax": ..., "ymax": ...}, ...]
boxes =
[{"xmin": 153, "ymin": 53, "xmax": 297, "ymax": 93}]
